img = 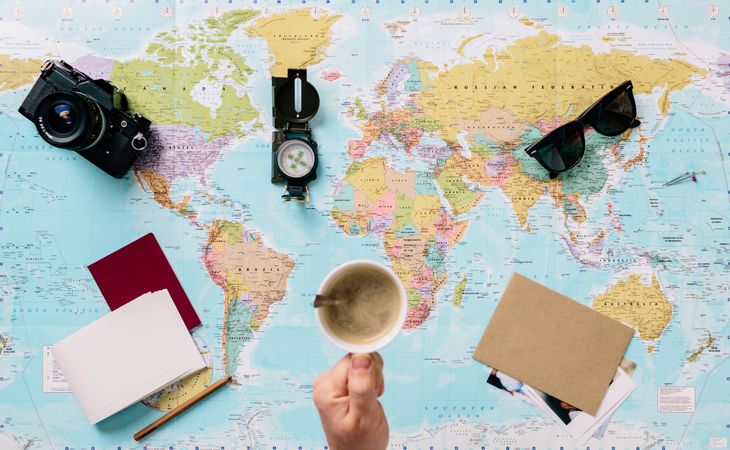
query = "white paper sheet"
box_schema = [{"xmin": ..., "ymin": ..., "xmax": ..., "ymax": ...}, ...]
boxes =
[{"xmin": 51, "ymin": 290, "xmax": 205, "ymax": 424}]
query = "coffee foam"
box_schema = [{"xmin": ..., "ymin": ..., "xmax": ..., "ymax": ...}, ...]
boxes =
[{"xmin": 322, "ymin": 268, "xmax": 401, "ymax": 344}]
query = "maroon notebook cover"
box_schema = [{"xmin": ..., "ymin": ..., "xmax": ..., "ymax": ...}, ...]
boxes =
[{"xmin": 88, "ymin": 233, "xmax": 201, "ymax": 330}]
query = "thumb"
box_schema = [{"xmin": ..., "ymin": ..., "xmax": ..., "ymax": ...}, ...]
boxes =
[{"xmin": 347, "ymin": 353, "xmax": 379, "ymax": 416}]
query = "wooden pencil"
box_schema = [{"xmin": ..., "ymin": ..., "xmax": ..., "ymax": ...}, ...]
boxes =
[{"xmin": 134, "ymin": 375, "xmax": 232, "ymax": 441}]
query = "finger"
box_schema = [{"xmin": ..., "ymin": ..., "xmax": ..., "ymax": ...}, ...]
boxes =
[
  {"xmin": 376, "ymin": 368, "xmax": 385, "ymax": 397},
  {"xmin": 313, "ymin": 373, "xmax": 323, "ymax": 390},
  {"xmin": 371, "ymin": 352, "xmax": 384, "ymax": 371},
  {"xmin": 313, "ymin": 354, "xmax": 353, "ymax": 411},
  {"xmin": 347, "ymin": 353, "xmax": 380, "ymax": 416},
  {"xmin": 318, "ymin": 355, "xmax": 351, "ymax": 399},
  {"xmin": 369, "ymin": 353, "xmax": 384, "ymax": 396}
]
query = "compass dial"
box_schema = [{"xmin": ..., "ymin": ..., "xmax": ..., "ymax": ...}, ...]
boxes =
[{"xmin": 277, "ymin": 140, "xmax": 316, "ymax": 179}]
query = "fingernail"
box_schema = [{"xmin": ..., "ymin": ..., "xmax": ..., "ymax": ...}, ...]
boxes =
[{"xmin": 351, "ymin": 355, "xmax": 371, "ymax": 371}]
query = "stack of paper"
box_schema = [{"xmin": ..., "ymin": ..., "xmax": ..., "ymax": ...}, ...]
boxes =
[
  {"xmin": 484, "ymin": 360, "xmax": 637, "ymax": 444},
  {"xmin": 52, "ymin": 289, "xmax": 206, "ymax": 424},
  {"xmin": 473, "ymin": 273, "xmax": 637, "ymax": 445}
]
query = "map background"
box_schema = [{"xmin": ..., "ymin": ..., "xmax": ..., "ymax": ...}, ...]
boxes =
[{"xmin": 0, "ymin": 0, "xmax": 728, "ymax": 449}]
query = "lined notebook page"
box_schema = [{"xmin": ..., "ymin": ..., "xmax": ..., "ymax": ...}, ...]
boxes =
[{"xmin": 51, "ymin": 290, "xmax": 206, "ymax": 424}]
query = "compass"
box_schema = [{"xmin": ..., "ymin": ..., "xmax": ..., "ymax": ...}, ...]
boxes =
[
  {"xmin": 276, "ymin": 139, "xmax": 317, "ymax": 179},
  {"xmin": 271, "ymin": 69, "xmax": 320, "ymax": 202}
]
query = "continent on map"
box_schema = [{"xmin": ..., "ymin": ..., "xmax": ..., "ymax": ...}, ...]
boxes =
[
  {"xmin": 332, "ymin": 157, "xmax": 468, "ymax": 328},
  {"xmin": 133, "ymin": 125, "xmax": 235, "ymax": 216},
  {"xmin": 0, "ymin": 56, "xmax": 43, "ymax": 91},
  {"xmin": 202, "ymin": 220, "xmax": 295, "ymax": 376},
  {"xmin": 354, "ymin": 28, "xmax": 705, "ymax": 195},
  {"xmin": 593, "ymin": 274, "xmax": 672, "ymax": 352},
  {"xmin": 407, "ymin": 30, "xmax": 706, "ymax": 144},
  {"xmin": 245, "ymin": 8, "xmax": 342, "ymax": 77},
  {"xmin": 336, "ymin": 28, "xmax": 708, "ymax": 300},
  {"xmin": 111, "ymin": 10, "xmax": 260, "ymax": 140},
  {"xmin": 107, "ymin": 9, "xmax": 262, "ymax": 214}
]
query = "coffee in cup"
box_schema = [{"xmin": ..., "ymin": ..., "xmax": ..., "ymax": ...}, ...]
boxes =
[{"xmin": 316, "ymin": 260, "xmax": 407, "ymax": 353}]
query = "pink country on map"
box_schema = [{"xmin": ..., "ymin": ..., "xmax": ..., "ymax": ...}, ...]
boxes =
[{"xmin": 321, "ymin": 71, "xmax": 341, "ymax": 81}]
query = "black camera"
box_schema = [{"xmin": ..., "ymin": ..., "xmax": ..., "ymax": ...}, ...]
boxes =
[{"xmin": 18, "ymin": 60, "xmax": 151, "ymax": 178}]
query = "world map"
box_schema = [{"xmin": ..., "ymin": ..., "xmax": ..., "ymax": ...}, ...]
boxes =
[{"xmin": 0, "ymin": 1, "xmax": 728, "ymax": 449}]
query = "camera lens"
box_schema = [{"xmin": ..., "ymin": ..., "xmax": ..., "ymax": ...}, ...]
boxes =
[
  {"xmin": 34, "ymin": 92, "xmax": 105, "ymax": 151},
  {"xmin": 48, "ymin": 103, "xmax": 76, "ymax": 134}
]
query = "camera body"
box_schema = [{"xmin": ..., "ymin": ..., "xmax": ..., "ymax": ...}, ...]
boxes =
[{"xmin": 18, "ymin": 60, "xmax": 151, "ymax": 178}]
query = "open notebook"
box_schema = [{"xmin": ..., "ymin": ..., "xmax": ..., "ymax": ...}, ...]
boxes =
[{"xmin": 52, "ymin": 289, "xmax": 206, "ymax": 424}]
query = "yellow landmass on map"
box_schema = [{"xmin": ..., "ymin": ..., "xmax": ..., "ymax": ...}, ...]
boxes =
[
  {"xmin": 519, "ymin": 17, "xmax": 542, "ymax": 29},
  {"xmin": 453, "ymin": 276, "xmax": 467, "ymax": 307},
  {"xmin": 436, "ymin": 162, "xmax": 484, "ymax": 216},
  {"xmin": 0, "ymin": 56, "xmax": 43, "ymax": 91},
  {"xmin": 416, "ymin": 30, "xmax": 706, "ymax": 143},
  {"xmin": 687, "ymin": 332, "xmax": 716, "ymax": 362},
  {"xmin": 501, "ymin": 169, "xmax": 545, "ymax": 228},
  {"xmin": 593, "ymin": 274, "xmax": 672, "ymax": 352},
  {"xmin": 245, "ymin": 8, "xmax": 342, "ymax": 77},
  {"xmin": 457, "ymin": 33, "xmax": 484, "ymax": 57},
  {"xmin": 345, "ymin": 157, "xmax": 389, "ymax": 201},
  {"xmin": 411, "ymin": 194, "xmax": 441, "ymax": 231},
  {"xmin": 111, "ymin": 10, "xmax": 260, "ymax": 139}
]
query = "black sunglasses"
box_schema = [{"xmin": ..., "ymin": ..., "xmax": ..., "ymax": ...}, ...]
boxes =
[{"xmin": 524, "ymin": 80, "xmax": 641, "ymax": 179}]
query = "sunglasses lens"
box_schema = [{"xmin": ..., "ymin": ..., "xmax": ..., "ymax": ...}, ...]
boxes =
[
  {"xmin": 534, "ymin": 124, "xmax": 584, "ymax": 173},
  {"xmin": 594, "ymin": 90, "xmax": 636, "ymax": 135},
  {"xmin": 558, "ymin": 125, "xmax": 584, "ymax": 168},
  {"xmin": 536, "ymin": 141, "xmax": 564, "ymax": 172}
]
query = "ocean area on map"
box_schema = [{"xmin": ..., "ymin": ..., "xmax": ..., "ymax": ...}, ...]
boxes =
[{"xmin": 1, "ymin": 1, "xmax": 729, "ymax": 448}]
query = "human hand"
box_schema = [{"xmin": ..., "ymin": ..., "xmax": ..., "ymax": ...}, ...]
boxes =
[{"xmin": 313, "ymin": 353, "xmax": 388, "ymax": 450}]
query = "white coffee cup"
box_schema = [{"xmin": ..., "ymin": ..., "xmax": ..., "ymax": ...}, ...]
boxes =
[{"xmin": 315, "ymin": 260, "xmax": 407, "ymax": 353}]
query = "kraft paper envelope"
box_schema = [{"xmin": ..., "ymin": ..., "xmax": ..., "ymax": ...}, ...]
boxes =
[{"xmin": 472, "ymin": 273, "xmax": 633, "ymax": 415}]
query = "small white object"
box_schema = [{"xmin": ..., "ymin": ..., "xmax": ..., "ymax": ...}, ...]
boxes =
[
  {"xmin": 277, "ymin": 140, "xmax": 315, "ymax": 179},
  {"xmin": 42, "ymin": 345, "xmax": 71, "ymax": 393},
  {"xmin": 294, "ymin": 76, "xmax": 302, "ymax": 114},
  {"xmin": 657, "ymin": 386, "xmax": 695, "ymax": 413}
]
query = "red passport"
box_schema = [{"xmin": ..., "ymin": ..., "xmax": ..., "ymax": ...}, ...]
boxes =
[{"xmin": 88, "ymin": 233, "xmax": 201, "ymax": 330}]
